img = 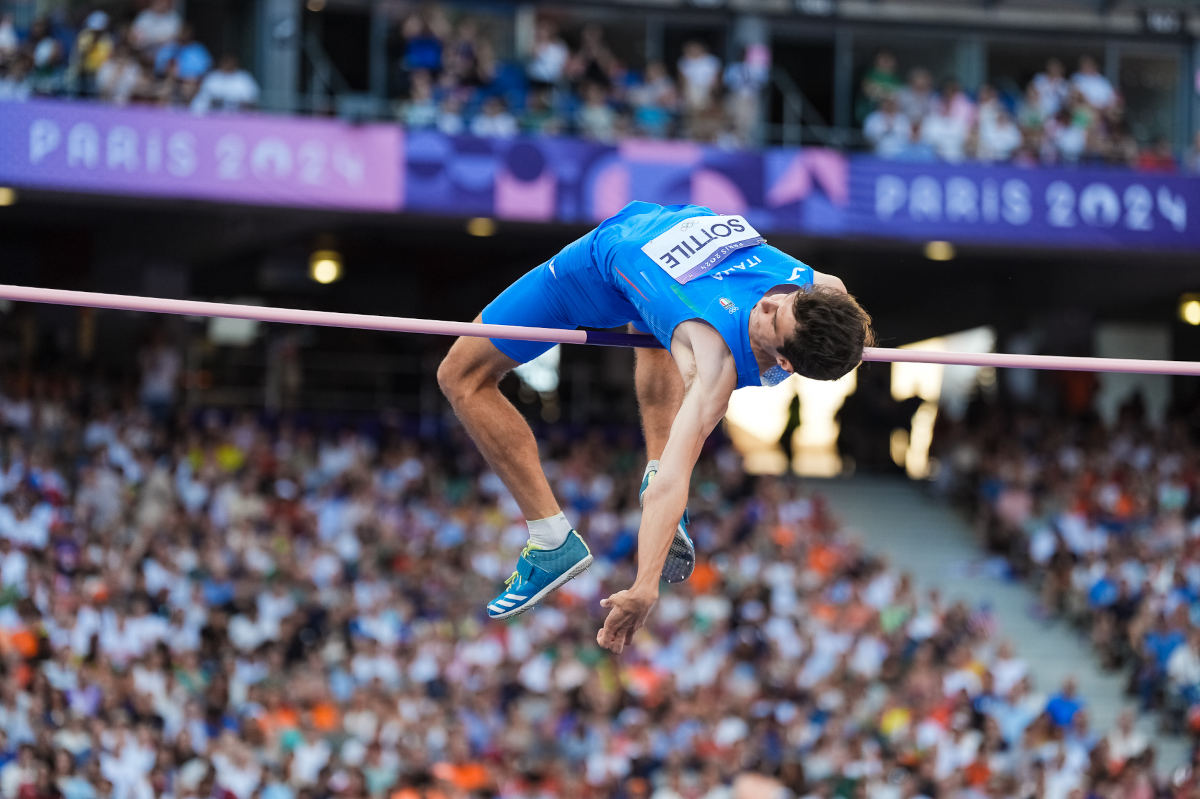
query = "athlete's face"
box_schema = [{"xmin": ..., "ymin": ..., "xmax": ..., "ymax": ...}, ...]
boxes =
[{"xmin": 753, "ymin": 291, "xmax": 800, "ymax": 370}]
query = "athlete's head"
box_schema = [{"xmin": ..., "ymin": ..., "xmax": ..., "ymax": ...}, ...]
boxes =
[{"xmin": 759, "ymin": 285, "xmax": 874, "ymax": 381}]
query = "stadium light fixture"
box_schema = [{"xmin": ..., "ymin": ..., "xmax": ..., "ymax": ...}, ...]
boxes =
[
  {"xmin": 466, "ymin": 217, "xmax": 497, "ymax": 237},
  {"xmin": 1181, "ymin": 295, "xmax": 1200, "ymax": 327},
  {"xmin": 923, "ymin": 241, "xmax": 955, "ymax": 262},
  {"xmin": 309, "ymin": 250, "xmax": 343, "ymax": 285},
  {"xmin": 0, "ymin": 188, "xmax": 16, "ymax": 207}
]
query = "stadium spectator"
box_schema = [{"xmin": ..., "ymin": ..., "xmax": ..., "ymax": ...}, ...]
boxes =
[
  {"xmin": 399, "ymin": 6, "xmax": 448, "ymax": 76},
  {"xmin": 154, "ymin": 24, "xmax": 212, "ymax": 82},
  {"xmin": 95, "ymin": 42, "xmax": 145, "ymax": 106},
  {"xmin": 525, "ymin": 19, "xmax": 569, "ymax": 90},
  {"xmin": 469, "ymin": 95, "xmax": 518, "ymax": 138},
  {"xmin": 628, "ymin": 61, "xmax": 678, "ymax": 139},
  {"xmin": 1033, "ymin": 57, "xmax": 1071, "ymax": 117},
  {"xmin": 1047, "ymin": 107, "xmax": 1087, "ymax": 163},
  {"xmin": 399, "ymin": 69, "xmax": 438, "ymax": 129},
  {"xmin": 677, "ymin": 39, "xmax": 721, "ymax": 114},
  {"xmin": 441, "ymin": 17, "xmax": 492, "ymax": 90},
  {"xmin": 0, "ymin": 13, "xmax": 17, "ymax": 58},
  {"xmin": 976, "ymin": 107, "xmax": 1023, "ymax": 162},
  {"xmin": 568, "ymin": 23, "xmax": 620, "ymax": 91},
  {"xmin": 576, "ymin": 80, "xmax": 618, "ymax": 142},
  {"xmin": 920, "ymin": 95, "xmax": 970, "ymax": 162},
  {"xmin": 130, "ymin": 0, "xmax": 183, "ymax": 56},
  {"xmin": 0, "ymin": 53, "xmax": 31, "ymax": 101},
  {"xmin": 28, "ymin": 16, "xmax": 66, "ymax": 96},
  {"xmin": 722, "ymin": 45, "xmax": 769, "ymax": 147},
  {"xmin": 939, "ymin": 77, "xmax": 977, "ymax": 128},
  {"xmin": 863, "ymin": 94, "xmax": 913, "ymax": 159},
  {"xmin": 70, "ymin": 11, "xmax": 113, "ymax": 98},
  {"xmin": 435, "ymin": 93, "xmax": 466, "ymax": 134},
  {"xmin": 857, "ymin": 48, "xmax": 902, "ymax": 122},
  {"xmin": 520, "ymin": 86, "xmax": 564, "ymax": 135},
  {"xmin": 191, "ymin": 53, "xmax": 260, "ymax": 113},
  {"xmin": 1072, "ymin": 54, "xmax": 1115, "ymax": 111},
  {"xmin": 896, "ymin": 67, "xmax": 935, "ymax": 124}
]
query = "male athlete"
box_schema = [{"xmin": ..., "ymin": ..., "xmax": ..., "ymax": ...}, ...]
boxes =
[{"xmin": 438, "ymin": 201, "xmax": 873, "ymax": 654}]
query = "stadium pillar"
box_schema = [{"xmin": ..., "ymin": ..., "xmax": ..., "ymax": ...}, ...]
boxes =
[
  {"xmin": 369, "ymin": 3, "xmax": 388, "ymax": 102},
  {"xmin": 833, "ymin": 27, "xmax": 854, "ymax": 130},
  {"xmin": 1190, "ymin": 38, "xmax": 1199, "ymax": 146},
  {"xmin": 256, "ymin": 0, "xmax": 301, "ymax": 113}
]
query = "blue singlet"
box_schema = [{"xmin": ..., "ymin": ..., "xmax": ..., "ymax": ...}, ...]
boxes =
[{"xmin": 481, "ymin": 202, "xmax": 814, "ymax": 389}]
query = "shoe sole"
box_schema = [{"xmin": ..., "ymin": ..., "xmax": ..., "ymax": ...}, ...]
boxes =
[
  {"xmin": 487, "ymin": 554, "xmax": 594, "ymax": 620},
  {"xmin": 662, "ymin": 524, "xmax": 696, "ymax": 584}
]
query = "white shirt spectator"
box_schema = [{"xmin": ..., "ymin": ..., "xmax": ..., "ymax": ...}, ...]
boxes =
[
  {"xmin": 138, "ymin": 342, "xmax": 181, "ymax": 407},
  {"xmin": 0, "ymin": 16, "xmax": 17, "ymax": 56},
  {"xmin": 527, "ymin": 25, "xmax": 569, "ymax": 85},
  {"xmin": 192, "ymin": 61, "xmax": 260, "ymax": 113},
  {"xmin": 470, "ymin": 103, "xmax": 518, "ymax": 138},
  {"xmin": 863, "ymin": 105, "xmax": 912, "ymax": 159},
  {"xmin": 1051, "ymin": 120, "xmax": 1087, "ymax": 163},
  {"xmin": 1168, "ymin": 644, "xmax": 1200, "ymax": 689},
  {"xmin": 977, "ymin": 112, "xmax": 1023, "ymax": 162},
  {"xmin": 920, "ymin": 110, "xmax": 969, "ymax": 162},
  {"xmin": 678, "ymin": 42, "xmax": 720, "ymax": 111},
  {"xmin": 131, "ymin": 2, "xmax": 182, "ymax": 53},
  {"xmin": 1072, "ymin": 70, "xmax": 1115, "ymax": 110},
  {"xmin": 1033, "ymin": 70, "xmax": 1069, "ymax": 117}
]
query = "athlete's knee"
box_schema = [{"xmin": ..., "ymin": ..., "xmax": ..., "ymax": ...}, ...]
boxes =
[
  {"xmin": 437, "ymin": 339, "xmax": 506, "ymax": 405},
  {"xmin": 436, "ymin": 349, "xmax": 470, "ymax": 404}
]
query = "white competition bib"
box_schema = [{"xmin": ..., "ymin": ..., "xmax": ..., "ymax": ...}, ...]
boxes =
[{"xmin": 640, "ymin": 215, "xmax": 765, "ymax": 284}]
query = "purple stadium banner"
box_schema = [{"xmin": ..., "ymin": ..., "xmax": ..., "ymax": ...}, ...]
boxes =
[
  {"xmin": 404, "ymin": 131, "xmax": 1200, "ymax": 251},
  {"xmin": 0, "ymin": 102, "xmax": 1196, "ymax": 251},
  {"xmin": 846, "ymin": 157, "xmax": 1200, "ymax": 251},
  {"xmin": 403, "ymin": 131, "xmax": 852, "ymax": 240},
  {"xmin": 0, "ymin": 100, "xmax": 403, "ymax": 210}
]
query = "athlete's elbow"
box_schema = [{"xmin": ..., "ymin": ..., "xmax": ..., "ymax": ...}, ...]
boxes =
[{"xmin": 641, "ymin": 471, "xmax": 687, "ymax": 509}]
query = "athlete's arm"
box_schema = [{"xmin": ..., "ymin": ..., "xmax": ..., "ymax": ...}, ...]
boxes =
[
  {"xmin": 813, "ymin": 271, "xmax": 847, "ymax": 293},
  {"xmin": 596, "ymin": 320, "xmax": 737, "ymax": 654}
]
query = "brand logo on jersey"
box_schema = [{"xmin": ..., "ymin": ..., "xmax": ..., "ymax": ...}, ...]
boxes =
[
  {"xmin": 788, "ymin": 266, "xmax": 807, "ymax": 282},
  {"xmin": 719, "ymin": 297, "xmax": 739, "ymax": 313},
  {"xmin": 548, "ymin": 259, "xmax": 557, "ymax": 277},
  {"xmin": 641, "ymin": 214, "xmax": 764, "ymax": 284},
  {"xmin": 711, "ymin": 255, "xmax": 763, "ymax": 281}
]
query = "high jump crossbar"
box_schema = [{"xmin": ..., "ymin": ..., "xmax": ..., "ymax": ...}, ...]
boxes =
[{"xmin": 1, "ymin": 284, "xmax": 1198, "ymax": 377}]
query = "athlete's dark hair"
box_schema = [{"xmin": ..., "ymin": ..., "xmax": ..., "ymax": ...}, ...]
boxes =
[{"xmin": 780, "ymin": 285, "xmax": 875, "ymax": 381}]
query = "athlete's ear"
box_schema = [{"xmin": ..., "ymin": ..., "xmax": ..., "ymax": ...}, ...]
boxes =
[{"xmin": 775, "ymin": 355, "xmax": 794, "ymax": 373}]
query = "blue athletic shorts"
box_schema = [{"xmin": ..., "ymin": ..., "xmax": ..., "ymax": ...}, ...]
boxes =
[{"xmin": 481, "ymin": 227, "xmax": 642, "ymax": 363}]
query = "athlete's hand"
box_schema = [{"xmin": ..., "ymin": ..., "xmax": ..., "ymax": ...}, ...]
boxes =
[{"xmin": 596, "ymin": 587, "xmax": 657, "ymax": 654}]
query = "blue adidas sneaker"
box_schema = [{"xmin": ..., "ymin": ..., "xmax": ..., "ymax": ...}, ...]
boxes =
[
  {"xmin": 486, "ymin": 530, "xmax": 593, "ymax": 620},
  {"xmin": 640, "ymin": 462, "xmax": 696, "ymax": 584}
]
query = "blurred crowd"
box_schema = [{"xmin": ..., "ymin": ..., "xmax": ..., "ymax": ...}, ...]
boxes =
[
  {"xmin": 395, "ymin": 7, "xmax": 766, "ymax": 148},
  {"xmin": 0, "ymin": 336, "xmax": 1189, "ymax": 799},
  {"xmin": 933, "ymin": 389, "xmax": 1200, "ymax": 752},
  {"xmin": 860, "ymin": 50, "xmax": 1193, "ymax": 171},
  {"xmin": 0, "ymin": 1, "xmax": 259, "ymax": 112},
  {"xmin": 5, "ymin": 1, "xmax": 1200, "ymax": 166}
]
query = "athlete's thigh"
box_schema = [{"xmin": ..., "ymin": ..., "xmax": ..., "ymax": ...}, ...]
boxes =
[{"xmin": 481, "ymin": 232, "xmax": 635, "ymax": 364}]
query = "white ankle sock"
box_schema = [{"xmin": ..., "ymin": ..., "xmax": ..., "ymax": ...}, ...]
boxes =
[{"xmin": 527, "ymin": 512, "xmax": 572, "ymax": 549}]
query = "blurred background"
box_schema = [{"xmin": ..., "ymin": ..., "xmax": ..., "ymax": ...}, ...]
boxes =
[{"xmin": 0, "ymin": 0, "xmax": 1199, "ymax": 797}]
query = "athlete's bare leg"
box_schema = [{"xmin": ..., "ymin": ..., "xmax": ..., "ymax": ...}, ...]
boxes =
[
  {"xmin": 437, "ymin": 319, "xmax": 560, "ymax": 520},
  {"xmin": 633, "ymin": 328, "xmax": 684, "ymax": 461}
]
